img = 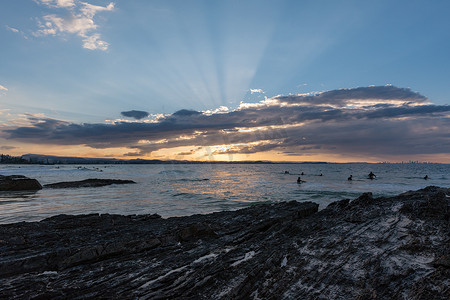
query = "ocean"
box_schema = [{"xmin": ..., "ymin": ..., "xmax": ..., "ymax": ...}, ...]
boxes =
[{"xmin": 0, "ymin": 163, "xmax": 448, "ymax": 224}]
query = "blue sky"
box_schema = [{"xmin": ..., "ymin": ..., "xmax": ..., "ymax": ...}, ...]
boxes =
[{"xmin": 0, "ymin": 0, "xmax": 449, "ymax": 162}]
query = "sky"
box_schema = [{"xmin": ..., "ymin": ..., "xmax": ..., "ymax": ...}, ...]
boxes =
[{"xmin": 0, "ymin": 0, "xmax": 449, "ymax": 163}]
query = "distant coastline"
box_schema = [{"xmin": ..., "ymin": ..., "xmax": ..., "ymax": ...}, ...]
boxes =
[
  {"xmin": 0, "ymin": 153, "xmax": 444, "ymax": 165},
  {"xmin": 0, "ymin": 153, "xmax": 328, "ymax": 165}
]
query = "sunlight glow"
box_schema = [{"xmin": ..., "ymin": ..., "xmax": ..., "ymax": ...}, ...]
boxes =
[
  {"xmin": 344, "ymin": 99, "xmax": 430, "ymax": 108},
  {"xmin": 235, "ymin": 123, "xmax": 306, "ymax": 133},
  {"xmin": 137, "ymin": 139, "xmax": 168, "ymax": 144}
]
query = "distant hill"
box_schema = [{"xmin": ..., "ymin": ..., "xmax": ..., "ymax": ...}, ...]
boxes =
[
  {"xmin": 0, "ymin": 154, "xmax": 29, "ymax": 164},
  {"xmin": 21, "ymin": 154, "xmax": 122, "ymax": 164},
  {"xmin": 8, "ymin": 154, "xmax": 329, "ymax": 165}
]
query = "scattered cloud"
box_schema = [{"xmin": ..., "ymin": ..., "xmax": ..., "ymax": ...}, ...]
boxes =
[
  {"xmin": 121, "ymin": 110, "xmax": 150, "ymax": 120},
  {"xmin": 0, "ymin": 84, "xmax": 8, "ymax": 96},
  {"xmin": 34, "ymin": 0, "xmax": 114, "ymax": 51},
  {"xmin": 1, "ymin": 86, "xmax": 449, "ymax": 160},
  {"xmin": 80, "ymin": 1, "xmax": 114, "ymax": 18},
  {"xmin": 82, "ymin": 33, "xmax": 109, "ymax": 50},
  {"xmin": 36, "ymin": 0, "xmax": 76, "ymax": 8},
  {"xmin": 5, "ymin": 25, "xmax": 19, "ymax": 33},
  {"xmin": 5, "ymin": 25, "xmax": 29, "ymax": 39},
  {"xmin": 250, "ymin": 88, "xmax": 264, "ymax": 94}
]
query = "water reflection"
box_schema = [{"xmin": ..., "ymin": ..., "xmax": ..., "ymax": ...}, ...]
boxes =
[
  {"xmin": 0, "ymin": 163, "xmax": 449, "ymax": 223},
  {"xmin": 0, "ymin": 190, "xmax": 40, "ymax": 200}
]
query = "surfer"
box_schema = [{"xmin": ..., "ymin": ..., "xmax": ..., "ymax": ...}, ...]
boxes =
[
  {"xmin": 297, "ymin": 177, "xmax": 303, "ymax": 184},
  {"xmin": 368, "ymin": 172, "xmax": 376, "ymax": 180},
  {"xmin": 424, "ymin": 175, "xmax": 429, "ymax": 180},
  {"xmin": 348, "ymin": 175, "xmax": 352, "ymax": 181}
]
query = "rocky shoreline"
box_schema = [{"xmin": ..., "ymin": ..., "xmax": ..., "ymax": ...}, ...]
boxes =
[
  {"xmin": 0, "ymin": 175, "xmax": 42, "ymax": 191},
  {"xmin": 0, "ymin": 186, "xmax": 449, "ymax": 299}
]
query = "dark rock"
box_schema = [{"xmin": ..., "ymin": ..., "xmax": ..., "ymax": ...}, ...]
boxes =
[
  {"xmin": 433, "ymin": 255, "xmax": 450, "ymax": 268},
  {"xmin": 176, "ymin": 222, "xmax": 217, "ymax": 241},
  {"xmin": 400, "ymin": 189, "xmax": 449, "ymax": 220},
  {"xmin": 0, "ymin": 175, "xmax": 42, "ymax": 191},
  {"xmin": 344, "ymin": 211, "xmax": 367, "ymax": 223},
  {"xmin": 350, "ymin": 192, "xmax": 373, "ymax": 206},
  {"xmin": 326, "ymin": 198, "xmax": 350, "ymax": 211},
  {"xmin": 43, "ymin": 178, "xmax": 136, "ymax": 188},
  {"xmin": 0, "ymin": 187, "xmax": 449, "ymax": 299}
]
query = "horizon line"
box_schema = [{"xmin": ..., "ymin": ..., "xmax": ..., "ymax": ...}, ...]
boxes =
[{"xmin": 1, "ymin": 153, "xmax": 446, "ymax": 165}]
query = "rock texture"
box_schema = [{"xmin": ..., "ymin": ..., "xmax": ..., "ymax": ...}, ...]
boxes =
[
  {"xmin": 43, "ymin": 178, "xmax": 136, "ymax": 188},
  {"xmin": 0, "ymin": 186, "xmax": 449, "ymax": 299},
  {"xmin": 0, "ymin": 175, "xmax": 42, "ymax": 191}
]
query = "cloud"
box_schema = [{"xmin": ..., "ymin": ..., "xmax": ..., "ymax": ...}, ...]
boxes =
[
  {"xmin": 5, "ymin": 25, "xmax": 19, "ymax": 33},
  {"xmin": 172, "ymin": 109, "xmax": 202, "ymax": 117},
  {"xmin": 1, "ymin": 86, "xmax": 449, "ymax": 160},
  {"xmin": 37, "ymin": 14, "xmax": 95, "ymax": 35},
  {"xmin": 0, "ymin": 84, "xmax": 8, "ymax": 96},
  {"xmin": 82, "ymin": 33, "xmax": 109, "ymax": 50},
  {"xmin": 275, "ymin": 86, "xmax": 429, "ymax": 107},
  {"xmin": 123, "ymin": 151, "xmax": 142, "ymax": 157},
  {"xmin": 0, "ymin": 146, "xmax": 17, "ymax": 151},
  {"xmin": 177, "ymin": 151, "xmax": 194, "ymax": 156},
  {"xmin": 34, "ymin": 0, "xmax": 114, "ymax": 51},
  {"xmin": 36, "ymin": 0, "xmax": 76, "ymax": 8},
  {"xmin": 250, "ymin": 89, "xmax": 264, "ymax": 94},
  {"xmin": 5, "ymin": 25, "xmax": 29, "ymax": 39},
  {"xmin": 79, "ymin": 1, "xmax": 114, "ymax": 18},
  {"xmin": 121, "ymin": 110, "xmax": 150, "ymax": 120}
]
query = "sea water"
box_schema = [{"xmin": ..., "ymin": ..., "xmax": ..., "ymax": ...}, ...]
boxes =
[{"xmin": 0, "ymin": 163, "xmax": 448, "ymax": 224}]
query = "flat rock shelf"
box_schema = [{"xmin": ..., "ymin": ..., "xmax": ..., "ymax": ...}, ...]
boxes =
[
  {"xmin": 43, "ymin": 178, "xmax": 136, "ymax": 188},
  {"xmin": 0, "ymin": 186, "xmax": 449, "ymax": 299}
]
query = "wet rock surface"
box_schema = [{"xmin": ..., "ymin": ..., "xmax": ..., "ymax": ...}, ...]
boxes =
[
  {"xmin": 43, "ymin": 178, "xmax": 136, "ymax": 188},
  {"xmin": 0, "ymin": 186, "xmax": 449, "ymax": 299},
  {"xmin": 0, "ymin": 175, "xmax": 42, "ymax": 191}
]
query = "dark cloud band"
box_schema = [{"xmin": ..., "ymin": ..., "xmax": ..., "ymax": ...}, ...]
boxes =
[{"xmin": 2, "ymin": 86, "xmax": 449, "ymax": 159}]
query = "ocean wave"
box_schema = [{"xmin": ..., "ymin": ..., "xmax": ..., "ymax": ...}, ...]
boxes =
[
  {"xmin": 158, "ymin": 169, "xmax": 190, "ymax": 175},
  {"xmin": 178, "ymin": 178, "xmax": 209, "ymax": 182}
]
